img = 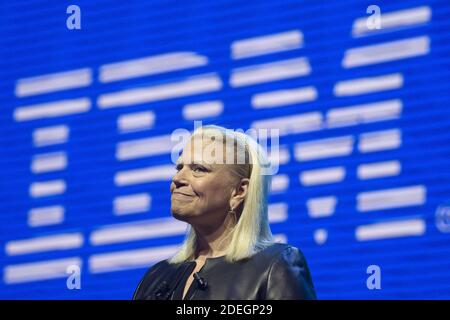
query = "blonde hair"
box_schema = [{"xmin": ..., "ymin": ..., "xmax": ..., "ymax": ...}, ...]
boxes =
[{"xmin": 169, "ymin": 125, "xmax": 274, "ymax": 264}]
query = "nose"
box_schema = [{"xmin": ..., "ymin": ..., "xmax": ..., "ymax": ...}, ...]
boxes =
[{"xmin": 172, "ymin": 166, "xmax": 189, "ymax": 188}]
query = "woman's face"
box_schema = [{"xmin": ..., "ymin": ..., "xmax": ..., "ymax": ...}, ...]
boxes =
[{"xmin": 170, "ymin": 137, "xmax": 240, "ymax": 227}]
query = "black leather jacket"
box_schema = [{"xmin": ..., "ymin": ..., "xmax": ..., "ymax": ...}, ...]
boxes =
[{"xmin": 133, "ymin": 243, "xmax": 317, "ymax": 300}]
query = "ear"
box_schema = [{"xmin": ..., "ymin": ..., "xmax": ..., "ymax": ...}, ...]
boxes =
[{"xmin": 230, "ymin": 178, "xmax": 250, "ymax": 210}]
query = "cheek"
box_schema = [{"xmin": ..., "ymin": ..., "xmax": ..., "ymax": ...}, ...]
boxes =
[
  {"xmin": 192, "ymin": 178, "xmax": 222, "ymax": 196},
  {"xmin": 195, "ymin": 180, "xmax": 231, "ymax": 208}
]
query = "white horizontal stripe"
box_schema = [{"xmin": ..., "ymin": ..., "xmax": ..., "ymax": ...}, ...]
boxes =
[
  {"xmin": 116, "ymin": 133, "xmax": 188, "ymax": 161},
  {"xmin": 273, "ymin": 234, "xmax": 288, "ymax": 244},
  {"xmin": 334, "ymin": 73, "xmax": 403, "ymax": 96},
  {"xmin": 356, "ymin": 218, "xmax": 426, "ymax": 241},
  {"xmin": 31, "ymin": 152, "xmax": 67, "ymax": 174},
  {"xmin": 91, "ymin": 218, "xmax": 187, "ymax": 246},
  {"xmin": 252, "ymin": 86, "xmax": 317, "ymax": 109},
  {"xmin": 268, "ymin": 203, "xmax": 288, "ymax": 223},
  {"xmin": 327, "ymin": 99, "xmax": 402, "ymax": 128},
  {"xmin": 113, "ymin": 193, "xmax": 152, "ymax": 215},
  {"xmin": 230, "ymin": 57, "xmax": 311, "ymax": 87},
  {"xmin": 15, "ymin": 68, "xmax": 92, "ymax": 97},
  {"xmin": 89, "ymin": 245, "xmax": 179, "ymax": 274},
  {"xmin": 251, "ymin": 112, "xmax": 322, "ymax": 137},
  {"xmin": 14, "ymin": 98, "xmax": 91, "ymax": 122},
  {"xmin": 183, "ymin": 100, "xmax": 223, "ymax": 120},
  {"xmin": 268, "ymin": 145, "xmax": 290, "ymax": 165},
  {"xmin": 99, "ymin": 52, "xmax": 208, "ymax": 83},
  {"xmin": 295, "ymin": 136, "xmax": 354, "ymax": 162},
  {"xmin": 357, "ymin": 160, "xmax": 401, "ymax": 180},
  {"xmin": 117, "ymin": 111, "xmax": 155, "ymax": 134},
  {"xmin": 307, "ymin": 196, "xmax": 337, "ymax": 218},
  {"xmin": 28, "ymin": 206, "xmax": 64, "ymax": 227},
  {"xmin": 300, "ymin": 167, "xmax": 345, "ymax": 186},
  {"xmin": 33, "ymin": 125, "xmax": 69, "ymax": 147},
  {"xmin": 359, "ymin": 129, "xmax": 401, "ymax": 153},
  {"xmin": 5, "ymin": 233, "xmax": 83, "ymax": 256},
  {"xmin": 232, "ymin": 30, "xmax": 303, "ymax": 59},
  {"xmin": 271, "ymin": 174, "xmax": 289, "ymax": 193},
  {"xmin": 4, "ymin": 257, "xmax": 82, "ymax": 284},
  {"xmin": 343, "ymin": 36, "xmax": 430, "ymax": 68},
  {"xmin": 352, "ymin": 6, "xmax": 431, "ymax": 37},
  {"xmin": 278, "ymin": 146, "xmax": 291, "ymax": 165},
  {"xmin": 29, "ymin": 180, "xmax": 66, "ymax": 198},
  {"xmin": 357, "ymin": 185, "xmax": 426, "ymax": 212},
  {"xmin": 98, "ymin": 74, "xmax": 222, "ymax": 109},
  {"xmin": 115, "ymin": 164, "xmax": 175, "ymax": 186}
]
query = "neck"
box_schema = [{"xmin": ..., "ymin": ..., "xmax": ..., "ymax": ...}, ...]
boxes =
[{"xmin": 193, "ymin": 212, "xmax": 236, "ymax": 259}]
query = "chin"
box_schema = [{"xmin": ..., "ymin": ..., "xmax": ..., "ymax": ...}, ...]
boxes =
[{"xmin": 171, "ymin": 209, "xmax": 192, "ymax": 222}]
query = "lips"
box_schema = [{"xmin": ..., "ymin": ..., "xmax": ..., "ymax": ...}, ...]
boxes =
[{"xmin": 172, "ymin": 192, "xmax": 195, "ymax": 197}]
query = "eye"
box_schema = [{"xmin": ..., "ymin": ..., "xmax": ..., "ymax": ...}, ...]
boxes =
[
  {"xmin": 175, "ymin": 164, "xmax": 183, "ymax": 171},
  {"xmin": 192, "ymin": 164, "xmax": 207, "ymax": 172}
]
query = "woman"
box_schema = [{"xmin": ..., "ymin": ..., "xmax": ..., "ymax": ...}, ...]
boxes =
[{"xmin": 133, "ymin": 125, "xmax": 316, "ymax": 300}]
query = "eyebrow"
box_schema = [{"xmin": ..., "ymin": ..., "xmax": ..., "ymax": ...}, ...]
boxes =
[{"xmin": 176, "ymin": 160, "xmax": 213, "ymax": 168}]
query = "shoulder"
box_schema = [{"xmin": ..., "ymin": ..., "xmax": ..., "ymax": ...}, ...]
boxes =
[
  {"xmin": 140, "ymin": 259, "xmax": 173, "ymax": 281},
  {"xmin": 255, "ymin": 243, "xmax": 311, "ymax": 277},
  {"xmin": 260, "ymin": 243, "xmax": 317, "ymax": 300},
  {"xmin": 147, "ymin": 259, "xmax": 171, "ymax": 273},
  {"xmin": 253, "ymin": 243, "xmax": 301, "ymax": 264},
  {"xmin": 132, "ymin": 259, "xmax": 172, "ymax": 300},
  {"xmin": 270, "ymin": 243, "xmax": 308, "ymax": 268}
]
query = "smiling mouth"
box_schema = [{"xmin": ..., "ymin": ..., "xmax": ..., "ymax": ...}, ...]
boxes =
[{"xmin": 172, "ymin": 192, "xmax": 195, "ymax": 197}]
